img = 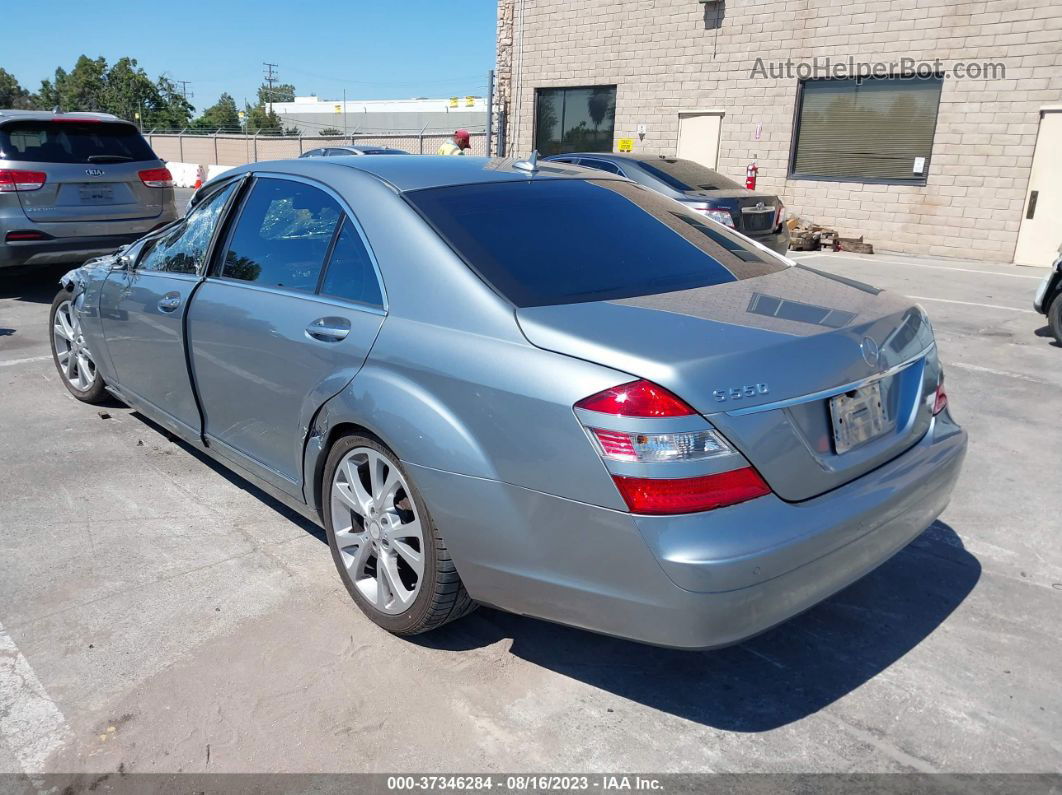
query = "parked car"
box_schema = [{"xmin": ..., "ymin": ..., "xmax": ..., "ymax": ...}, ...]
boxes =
[
  {"xmin": 0, "ymin": 110, "xmax": 176, "ymax": 269},
  {"xmin": 1033, "ymin": 243, "xmax": 1062, "ymax": 345},
  {"xmin": 544, "ymin": 152, "xmax": 790, "ymax": 255},
  {"xmin": 299, "ymin": 146, "xmax": 409, "ymax": 158},
  {"xmin": 51, "ymin": 156, "xmax": 966, "ymax": 649}
]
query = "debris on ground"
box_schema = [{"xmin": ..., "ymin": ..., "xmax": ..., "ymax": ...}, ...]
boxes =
[
  {"xmin": 786, "ymin": 217, "xmax": 873, "ymax": 254},
  {"xmin": 97, "ymin": 410, "xmax": 111, "ymax": 420}
]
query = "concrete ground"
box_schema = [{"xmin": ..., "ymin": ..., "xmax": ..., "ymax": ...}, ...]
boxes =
[{"xmin": 0, "ymin": 240, "xmax": 1059, "ymax": 777}]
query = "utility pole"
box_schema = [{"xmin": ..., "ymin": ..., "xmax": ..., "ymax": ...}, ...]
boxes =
[
  {"xmin": 262, "ymin": 62, "xmax": 279, "ymax": 115},
  {"xmin": 175, "ymin": 80, "xmax": 193, "ymax": 102}
]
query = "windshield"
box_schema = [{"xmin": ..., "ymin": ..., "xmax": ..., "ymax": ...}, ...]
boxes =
[
  {"xmin": 0, "ymin": 121, "xmax": 157, "ymax": 164},
  {"xmin": 638, "ymin": 158, "xmax": 743, "ymax": 192},
  {"xmin": 406, "ymin": 178, "xmax": 786, "ymax": 307}
]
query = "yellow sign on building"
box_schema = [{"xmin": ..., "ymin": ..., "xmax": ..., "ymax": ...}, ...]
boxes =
[
  {"xmin": 465, "ymin": 96, "xmax": 476, "ymax": 107},
  {"xmin": 334, "ymin": 104, "xmax": 342, "ymax": 113},
  {"xmin": 449, "ymin": 97, "xmax": 459, "ymax": 108},
  {"xmin": 616, "ymin": 138, "xmax": 634, "ymax": 153}
]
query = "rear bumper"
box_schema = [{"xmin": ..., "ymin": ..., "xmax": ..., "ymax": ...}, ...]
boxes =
[
  {"xmin": 0, "ymin": 233, "xmax": 147, "ymax": 268},
  {"xmin": 408, "ymin": 410, "xmax": 966, "ymax": 649},
  {"xmin": 747, "ymin": 225, "xmax": 789, "ymax": 255}
]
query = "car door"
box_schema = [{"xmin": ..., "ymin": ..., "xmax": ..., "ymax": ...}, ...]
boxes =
[
  {"xmin": 186, "ymin": 174, "xmax": 386, "ymax": 495},
  {"xmin": 97, "ymin": 179, "xmax": 241, "ymax": 434}
]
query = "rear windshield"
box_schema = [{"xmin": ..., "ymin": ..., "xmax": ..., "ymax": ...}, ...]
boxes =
[
  {"xmin": 406, "ymin": 179, "xmax": 786, "ymax": 307},
  {"xmin": 638, "ymin": 158, "xmax": 743, "ymax": 192},
  {"xmin": 0, "ymin": 121, "xmax": 157, "ymax": 164}
]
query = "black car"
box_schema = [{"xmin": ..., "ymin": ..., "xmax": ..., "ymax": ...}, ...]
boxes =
[
  {"xmin": 1033, "ymin": 243, "xmax": 1062, "ymax": 344},
  {"xmin": 543, "ymin": 153, "xmax": 789, "ymax": 255}
]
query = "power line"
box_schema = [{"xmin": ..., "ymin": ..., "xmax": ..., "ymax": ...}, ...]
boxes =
[{"xmin": 175, "ymin": 80, "xmax": 193, "ymax": 101}]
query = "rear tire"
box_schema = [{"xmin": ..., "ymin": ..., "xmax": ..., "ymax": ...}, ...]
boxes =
[
  {"xmin": 322, "ymin": 433, "xmax": 476, "ymax": 635},
  {"xmin": 49, "ymin": 287, "xmax": 108, "ymax": 404},
  {"xmin": 1048, "ymin": 294, "xmax": 1062, "ymax": 346}
]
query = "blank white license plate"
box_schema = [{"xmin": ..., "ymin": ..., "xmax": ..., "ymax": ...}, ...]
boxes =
[
  {"xmin": 79, "ymin": 184, "xmax": 113, "ymax": 203},
  {"xmin": 830, "ymin": 381, "xmax": 891, "ymax": 454}
]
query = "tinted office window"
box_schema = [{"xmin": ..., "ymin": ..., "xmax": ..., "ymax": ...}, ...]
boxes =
[
  {"xmin": 791, "ymin": 76, "xmax": 943, "ymax": 183},
  {"xmin": 138, "ymin": 182, "xmax": 237, "ymax": 274},
  {"xmin": 534, "ymin": 86, "xmax": 616, "ymax": 156},
  {"xmin": 320, "ymin": 218, "xmax": 383, "ymax": 307},
  {"xmin": 406, "ymin": 179, "xmax": 785, "ymax": 308},
  {"xmin": 221, "ymin": 178, "xmax": 341, "ymax": 291}
]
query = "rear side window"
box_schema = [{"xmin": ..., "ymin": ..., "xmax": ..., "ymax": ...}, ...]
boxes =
[
  {"xmin": 319, "ymin": 219, "xmax": 383, "ymax": 307},
  {"xmin": 221, "ymin": 178, "xmax": 341, "ymax": 291},
  {"xmin": 638, "ymin": 159, "xmax": 742, "ymax": 192},
  {"xmin": 406, "ymin": 179, "xmax": 786, "ymax": 307},
  {"xmin": 0, "ymin": 121, "xmax": 156, "ymax": 164},
  {"xmin": 579, "ymin": 159, "xmax": 623, "ymax": 175},
  {"xmin": 138, "ymin": 182, "xmax": 237, "ymax": 274}
]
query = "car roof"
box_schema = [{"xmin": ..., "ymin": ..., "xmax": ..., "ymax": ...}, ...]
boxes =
[
  {"xmin": 0, "ymin": 109, "xmax": 127, "ymax": 126},
  {"xmin": 230, "ymin": 155, "xmax": 622, "ymax": 192}
]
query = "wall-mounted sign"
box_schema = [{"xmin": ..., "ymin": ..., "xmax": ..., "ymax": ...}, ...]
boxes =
[
  {"xmin": 465, "ymin": 96, "xmax": 476, "ymax": 107},
  {"xmin": 617, "ymin": 138, "xmax": 634, "ymax": 153},
  {"xmin": 913, "ymin": 156, "xmax": 926, "ymax": 174},
  {"xmin": 449, "ymin": 97, "xmax": 459, "ymax": 108},
  {"xmin": 334, "ymin": 104, "xmax": 342, "ymax": 113}
]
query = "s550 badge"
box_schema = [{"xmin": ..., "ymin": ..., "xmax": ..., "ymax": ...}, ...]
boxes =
[{"xmin": 713, "ymin": 384, "xmax": 769, "ymax": 402}]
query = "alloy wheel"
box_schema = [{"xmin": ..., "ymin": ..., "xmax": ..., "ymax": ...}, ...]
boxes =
[
  {"xmin": 53, "ymin": 297, "xmax": 97, "ymax": 392},
  {"xmin": 330, "ymin": 447, "xmax": 425, "ymax": 615}
]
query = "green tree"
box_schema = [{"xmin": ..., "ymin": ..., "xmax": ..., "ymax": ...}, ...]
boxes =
[
  {"xmin": 49, "ymin": 55, "xmax": 108, "ymax": 112},
  {"xmin": 191, "ymin": 93, "xmax": 241, "ymax": 132},
  {"xmin": 153, "ymin": 76, "xmax": 195, "ymax": 130},
  {"xmin": 257, "ymin": 82, "xmax": 295, "ymax": 106},
  {"xmin": 244, "ymin": 102, "xmax": 283, "ymax": 135},
  {"xmin": 320, "ymin": 128, "xmax": 342, "ymax": 136},
  {"xmin": 0, "ymin": 68, "xmax": 34, "ymax": 109}
]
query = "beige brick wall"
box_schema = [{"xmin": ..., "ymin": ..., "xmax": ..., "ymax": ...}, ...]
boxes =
[{"xmin": 497, "ymin": 0, "xmax": 1062, "ymax": 262}]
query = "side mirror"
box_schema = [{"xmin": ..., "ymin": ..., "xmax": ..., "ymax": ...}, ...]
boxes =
[{"xmin": 114, "ymin": 254, "xmax": 133, "ymax": 271}]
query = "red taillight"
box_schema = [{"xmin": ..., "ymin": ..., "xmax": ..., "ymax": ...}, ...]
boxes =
[
  {"xmin": 774, "ymin": 204, "xmax": 787, "ymax": 231},
  {"xmin": 5, "ymin": 230, "xmax": 47, "ymax": 242},
  {"xmin": 612, "ymin": 467, "xmax": 771, "ymax": 515},
  {"xmin": 576, "ymin": 379, "xmax": 696, "ymax": 417},
  {"xmin": 933, "ymin": 381, "xmax": 948, "ymax": 415},
  {"xmin": 138, "ymin": 167, "xmax": 173, "ymax": 188},
  {"xmin": 0, "ymin": 169, "xmax": 47, "ymax": 192}
]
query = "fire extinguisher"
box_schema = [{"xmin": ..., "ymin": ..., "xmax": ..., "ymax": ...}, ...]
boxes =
[{"xmin": 745, "ymin": 159, "xmax": 759, "ymax": 191}]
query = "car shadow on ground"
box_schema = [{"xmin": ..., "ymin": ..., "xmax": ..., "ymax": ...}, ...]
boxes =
[
  {"xmin": 0, "ymin": 263, "xmax": 71, "ymax": 304},
  {"xmin": 1033, "ymin": 325, "xmax": 1060, "ymax": 347},
  {"xmin": 415, "ymin": 520, "xmax": 980, "ymax": 732},
  {"xmin": 124, "ymin": 386, "xmax": 979, "ymax": 733}
]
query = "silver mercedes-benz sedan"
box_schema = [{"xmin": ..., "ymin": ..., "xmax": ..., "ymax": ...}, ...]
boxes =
[{"xmin": 51, "ymin": 155, "xmax": 967, "ymax": 649}]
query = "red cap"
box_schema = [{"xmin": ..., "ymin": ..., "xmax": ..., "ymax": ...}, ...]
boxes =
[{"xmin": 454, "ymin": 129, "xmax": 471, "ymax": 146}]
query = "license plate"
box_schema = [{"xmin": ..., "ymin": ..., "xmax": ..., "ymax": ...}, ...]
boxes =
[
  {"xmin": 830, "ymin": 381, "xmax": 892, "ymax": 454},
  {"xmin": 79, "ymin": 184, "xmax": 113, "ymax": 203}
]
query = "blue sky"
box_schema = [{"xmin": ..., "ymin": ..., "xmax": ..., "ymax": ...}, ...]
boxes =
[{"xmin": 5, "ymin": 0, "xmax": 498, "ymax": 111}]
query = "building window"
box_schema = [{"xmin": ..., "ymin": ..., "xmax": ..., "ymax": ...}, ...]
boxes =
[
  {"xmin": 789, "ymin": 76, "xmax": 943, "ymax": 184},
  {"xmin": 534, "ymin": 86, "xmax": 616, "ymax": 155}
]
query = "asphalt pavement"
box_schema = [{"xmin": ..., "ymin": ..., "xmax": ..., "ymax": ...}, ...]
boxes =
[{"xmin": 0, "ymin": 245, "xmax": 1058, "ymax": 776}]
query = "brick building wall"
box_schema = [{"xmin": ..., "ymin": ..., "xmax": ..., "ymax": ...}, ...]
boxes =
[{"xmin": 494, "ymin": 0, "xmax": 1062, "ymax": 262}]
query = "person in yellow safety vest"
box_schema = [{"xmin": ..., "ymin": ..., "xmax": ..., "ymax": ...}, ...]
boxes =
[{"xmin": 437, "ymin": 129, "xmax": 472, "ymax": 155}]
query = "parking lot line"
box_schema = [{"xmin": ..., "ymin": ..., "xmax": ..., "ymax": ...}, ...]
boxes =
[
  {"xmin": 0, "ymin": 355, "xmax": 52, "ymax": 368},
  {"xmin": 792, "ymin": 252, "xmax": 1046, "ymax": 280},
  {"xmin": 0, "ymin": 620, "xmax": 72, "ymax": 772},
  {"xmin": 905, "ymin": 295, "xmax": 1034, "ymax": 313}
]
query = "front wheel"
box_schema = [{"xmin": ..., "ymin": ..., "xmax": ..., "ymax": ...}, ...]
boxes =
[
  {"xmin": 50, "ymin": 287, "xmax": 108, "ymax": 403},
  {"xmin": 322, "ymin": 433, "xmax": 476, "ymax": 635},
  {"xmin": 1048, "ymin": 294, "xmax": 1062, "ymax": 346}
]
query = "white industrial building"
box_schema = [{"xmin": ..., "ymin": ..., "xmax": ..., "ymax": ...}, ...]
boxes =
[{"xmin": 272, "ymin": 96, "xmax": 489, "ymax": 136}]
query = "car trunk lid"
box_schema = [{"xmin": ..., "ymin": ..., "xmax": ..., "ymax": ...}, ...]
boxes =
[
  {"xmin": 681, "ymin": 189, "xmax": 781, "ymax": 237},
  {"xmin": 516, "ymin": 265, "xmax": 939, "ymax": 501}
]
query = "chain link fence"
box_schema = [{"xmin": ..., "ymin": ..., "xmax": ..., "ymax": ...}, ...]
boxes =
[{"xmin": 144, "ymin": 131, "xmax": 488, "ymax": 165}]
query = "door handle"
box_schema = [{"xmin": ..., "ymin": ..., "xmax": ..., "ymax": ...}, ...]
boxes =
[
  {"xmin": 306, "ymin": 317, "xmax": 351, "ymax": 342},
  {"xmin": 158, "ymin": 293, "xmax": 182, "ymax": 312}
]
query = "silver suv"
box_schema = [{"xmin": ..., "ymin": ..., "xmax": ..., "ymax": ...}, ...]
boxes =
[{"xmin": 0, "ymin": 110, "xmax": 177, "ymax": 269}]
